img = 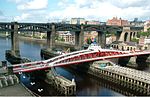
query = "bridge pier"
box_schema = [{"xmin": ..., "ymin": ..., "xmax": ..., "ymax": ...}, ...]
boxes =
[
  {"xmin": 75, "ymin": 25, "xmax": 84, "ymax": 49},
  {"xmin": 87, "ymin": 61, "xmax": 150, "ymax": 95},
  {"xmin": 11, "ymin": 22, "xmax": 20, "ymax": 56},
  {"xmin": 116, "ymin": 31, "xmax": 122, "ymax": 41},
  {"xmin": 75, "ymin": 31, "xmax": 79, "ymax": 48},
  {"xmin": 98, "ymin": 31, "xmax": 106, "ymax": 48},
  {"xmin": 79, "ymin": 25, "xmax": 84, "ymax": 49},
  {"xmin": 126, "ymin": 32, "xmax": 131, "ymax": 42},
  {"xmin": 47, "ymin": 23, "xmax": 55, "ymax": 50}
]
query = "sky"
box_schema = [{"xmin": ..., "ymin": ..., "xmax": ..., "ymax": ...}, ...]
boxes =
[{"xmin": 0, "ymin": 0, "xmax": 150, "ymax": 22}]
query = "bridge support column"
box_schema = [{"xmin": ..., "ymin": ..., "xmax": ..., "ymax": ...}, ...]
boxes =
[
  {"xmin": 75, "ymin": 32, "xmax": 79, "ymax": 47},
  {"xmin": 11, "ymin": 22, "xmax": 20, "ymax": 56},
  {"xmin": 119, "ymin": 31, "xmax": 125, "ymax": 41},
  {"xmin": 75, "ymin": 25, "xmax": 84, "ymax": 49},
  {"xmin": 116, "ymin": 31, "xmax": 122, "ymax": 41},
  {"xmin": 98, "ymin": 31, "xmax": 106, "ymax": 48},
  {"xmin": 135, "ymin": 32, "xmax": 137, "ymax": 38},
  {"xmin": 79, "ymin": 25, "xmax": 84, "ymax": 49},
  {"xmin": 126, "ymin": 32, "xmax": 131, "ymax": 42},
  {"xmin": 47, "ymin": 23, "xmax": 55, "ymax": 50}
]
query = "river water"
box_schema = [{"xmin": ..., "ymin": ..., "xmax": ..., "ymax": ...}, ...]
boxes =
[{"xmin": 0, "ymin": 36, "xmax": 149, "ymax": 96}]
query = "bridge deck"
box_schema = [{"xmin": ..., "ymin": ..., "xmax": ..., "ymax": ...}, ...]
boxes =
[{"xmin": 11, "ymin": 47, "xmax": 150, "ymax": 73}]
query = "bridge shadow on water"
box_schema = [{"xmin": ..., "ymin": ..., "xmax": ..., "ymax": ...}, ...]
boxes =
[{"xmin": 19, "ymin": 71, "xmax": 60, "ymax": 96}]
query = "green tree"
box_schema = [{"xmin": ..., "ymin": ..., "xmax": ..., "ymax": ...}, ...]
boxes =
[
  {"xmin": 86, "ymin": 38, "xmax": 92, "ymax": 44},
  {"xmin": 131, "ymin": 38, "xmax": 139, "ymax": 43},
  {"xmin": 55, "ymin": 33, "xmax": 59, "ymax": 40},
  {"xmin": 138, "ymin": 31, "xmax": 150, "ymax": 37},
  {"xmin": 60, "ymin": 37, "xmax": 65, "ymax": 41}
]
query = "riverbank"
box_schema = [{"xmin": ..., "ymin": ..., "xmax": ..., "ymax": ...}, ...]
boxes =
[
  {"xmin": 19, "ymin": 36, "xmax": 47, "ymax": 45},
  {"xmin": 0, "ymin": 35, "xmax": 47, "ymax": 45}
]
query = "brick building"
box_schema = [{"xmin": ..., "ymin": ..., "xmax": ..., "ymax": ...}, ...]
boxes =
[
  {"xmin": 106, "ymin": 17, "xmax": 129, "ymax": 26},
  {"xmin": 58, "ymin": 31, "xmax": 75, "ymax": 44}
]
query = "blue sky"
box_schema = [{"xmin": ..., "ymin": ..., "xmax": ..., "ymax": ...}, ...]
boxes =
[{"xmin": 0, "ymin": 0, "xmax": 150, "ymax": 22}]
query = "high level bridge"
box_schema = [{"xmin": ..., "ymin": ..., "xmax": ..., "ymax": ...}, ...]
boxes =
[
  {"xmin": 0, "ymin": 22, "xmax": 122, "ymax": 51},
  {"xmin": 11, "ymin": 44, "xmax": 150, "ymax": 73},
  {"xmin": 0, "ymin": 22, "xmax": 143, "ymax": 56}
]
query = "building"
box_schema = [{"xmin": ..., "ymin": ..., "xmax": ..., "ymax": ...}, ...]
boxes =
[
  {"xmin": 129, "ymin": 18, "xmax": 144, "ymax": 27},
  {"xmin": 110, "ymin": 41, "xmax": 137, "ymax": 51},
  {"xmin": 100, "ymin": 22, "xmax": 106, "ymax": 25},
  {"xmin": 139, "ymin": 36, "xmax": 145, "ymax": 45},
  {"xmin": 144, "ymin": 20, "xmax": 150, "ymax": 32},
  {"xmin": 106, "ymin": 17, "xmax": 129, "ymax": 26},
  {"xmin": 19, "ymin": 31, "xmax": 46, "ymax": 39},
  {"xmin": 139, "ymin": 36, "xmax": 150, "ymax": 45},
  {"xmin": 111, "ymin": 40, "xmax": 148, "ymax": 51},
  {"xmin": 106, "ymin": 35, "xmax": 116, "ymax": 45},
  {"xmin": 84, "ymin": 31, "xmax": 98, "ymax": 44},
  {"xmin": 86, "ymin": 21, "xmax": 100, "ymax": 25},
  {"xmin": 70, "ymin": 18, "xmax": 86, "ymax": 24},
  {"xmin": 58, "ymin": 31, "xmax": 75, "ymax": 44},
  {"xmin": 144, "ymin": 37, "xmax": 150, "ymax": 44}
]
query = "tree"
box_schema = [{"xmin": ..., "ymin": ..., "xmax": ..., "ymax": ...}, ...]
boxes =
[
  {"xmin": 138, "ymin": 31, "xmax": 150, "ymax": 37},
  {"xmin": 131, "ymin": 38, "xmax": 139, "ymax": 43},
  {"xmin": 55, "ymin": 33, "xmax": 59, "ymax": 40},
  {"xmin": 60, "ymin": 37, "xmax": 65, "ymax": 41},
  {"xmin": 86, "ymin": 38, "xmax": 92, "ymax": 44}
]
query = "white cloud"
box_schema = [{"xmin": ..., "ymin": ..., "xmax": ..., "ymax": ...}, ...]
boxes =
[
  {"xmin": 47, "ymin": 0, "xmax": 150, "ymax": 21},
  {"xmin": 0, "ymin": 16, "xmax": 12, "ymax": 22},
  {"xmin": 17, "ymin": 0, "xmax": 48, "ymax": 10},
  {"xmin": 14, "ymin": 13, "xmax": 30, "ymax": 21},
  {"xmin": 13, "ymin": 10, "xmax": 48, "ymax": 22},
  {"xmin": 8, "ymin": 0, "xmax": 23, "ymax": 4},
  {"xmin": 6, "ymin": 0, "xmax": 150, "ymax": 22}
]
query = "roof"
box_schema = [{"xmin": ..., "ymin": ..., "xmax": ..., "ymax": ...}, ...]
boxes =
[
  {"xmin": 111, "ymin": 41, "xmax": 137, "ymax": 46},
  {"xmin": 124, "ymin": 42, "xmax": 137, "ymax": 46},
  {"xmin": 111, "ymin": 41, "xmax": 123, "ymax": 44}
]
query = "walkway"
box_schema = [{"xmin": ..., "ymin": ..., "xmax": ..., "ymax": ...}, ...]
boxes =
[{"xmin": 0, "ymin": 83, "xmax": 33, "ymax": 96}]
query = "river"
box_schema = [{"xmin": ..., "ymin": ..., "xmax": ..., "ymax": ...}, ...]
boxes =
[{"xmin": 0, "ymin": 36, "xmax": 148, "ymax": 96}]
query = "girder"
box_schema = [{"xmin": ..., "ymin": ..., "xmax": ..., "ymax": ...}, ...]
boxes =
[
  {"xmin": 0, "ymin": 22, "xmax": 123, "ymax": 32},
  {"xmin": 11, "ymin": 49, "xmax": 150, "ymax": 73}
]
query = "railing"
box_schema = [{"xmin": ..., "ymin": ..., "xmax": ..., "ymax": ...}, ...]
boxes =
[{"xmin": 12, "ymin": 49, "xmax": 150, "ymax": 73}]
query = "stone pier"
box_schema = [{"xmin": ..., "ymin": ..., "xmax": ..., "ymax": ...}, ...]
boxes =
[
  {"xmin": 87, "ymin": 60, "xmax": 150, "ymax": 96},
  {"xmin": 45, "ymin": 69, "xmax": 76, "ymax": 96},
  {"xmin": 11, "ymin": 22, "xmax": 20, "ymax": 56},
  {"xmin": 47, "ymin": 23, "xmax": 56, "ymax": 50},
  {"xmin": 98, "ymin": 31, "xmax": 106, "ymax": 48}
]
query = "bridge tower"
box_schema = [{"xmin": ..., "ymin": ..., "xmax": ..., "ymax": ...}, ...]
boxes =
[
  {"xmin": 119, "ymin": 27, "xmax": 139, "ymax": 42},
  {"xmin": 79, "ymin": 24, "xmax": 84, "ymax": 48},
  {"xmin": 11, "ymin": 22, "xmax": 20, "ymax": 56},
  {"xmin": 98, "ymin": 31, "xmax": 106, "ymax": 48},
  {"xmin": 47, "ymin": 23, "xmax": 56, "ymax": 50},
  {"xmin": 75, "ymin": 24, "xmax": 84, "ymax": 49}
]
